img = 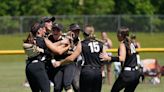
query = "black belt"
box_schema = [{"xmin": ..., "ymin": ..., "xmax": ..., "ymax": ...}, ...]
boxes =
[{"xmin": 82, "ymin": 65, "xmax": 101, "ymax": 69}]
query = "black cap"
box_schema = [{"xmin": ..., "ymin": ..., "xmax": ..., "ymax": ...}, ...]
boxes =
[
  {"xmin": 31, "ymin": 22, "xmax": 45, "ymax": 36},
  {"xmin": 69, "ymin": 23, "xmax": 81, "ymax": 31},
  {"xmin": 41, "ymin": 16, "xmax": 55, "ymax": 23},
  {"xmin": 52, "ymin": 23, "xmax": 63, "ymax": 31}
]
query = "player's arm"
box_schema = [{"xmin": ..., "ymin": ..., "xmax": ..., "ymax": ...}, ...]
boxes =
[
  {"xmin": 52, "ymin": 41, "xmax": 82, "ymax": 67},
  {"xmin": 61, "ymin": 41, "xmax": 82, "ymax": 65},
  {"xmin": 100, "ymin": 42, "xmax": 126, "ymax": 62},
  {"xmin": 118, "ymin": 42, "xmax": 126, "ymax": 62},
  {"xmin": 44, "ymin": 38, "xmax": 70, "ymax": 55}
]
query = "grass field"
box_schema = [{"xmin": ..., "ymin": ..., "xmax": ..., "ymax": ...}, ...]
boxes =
[{"xmin": 0, "ymin": 32, "xmax": 164, "ymax": 92}]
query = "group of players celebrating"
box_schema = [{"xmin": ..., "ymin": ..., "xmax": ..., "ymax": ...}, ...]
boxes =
[{"xmin": 23, "ymin": 16, "xmax": 141, "ymax": 92}]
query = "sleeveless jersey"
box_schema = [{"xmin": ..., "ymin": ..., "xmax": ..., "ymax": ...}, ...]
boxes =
[
  {"xmin": 119, "ymin": 42, "xmax": 138, "ymax": 68},
  {"xmin": 81, "ymin": 38, "xmax": 103, "ymax": 67}
]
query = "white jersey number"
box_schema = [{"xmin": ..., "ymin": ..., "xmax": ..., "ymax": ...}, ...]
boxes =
[
  {"xmin": 130, "ymin": 43, "xmax": 136, "ymax": 54},
  {"xmin": 88, "ymin": 42, "xmax": 100, "ymax": 53}
]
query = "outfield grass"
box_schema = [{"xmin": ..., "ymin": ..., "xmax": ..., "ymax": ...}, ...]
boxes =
[
  {"xmin": 0, "ymin": 61, "xmax": 163, "ymax": 92},
  {"xmin": 0, "ymin": 32, "xmax": 164, "ymax": 92}
]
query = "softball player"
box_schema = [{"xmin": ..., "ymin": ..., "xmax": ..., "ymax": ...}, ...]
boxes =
[
  {"xmin": 100, "ymin": 27, "xmax": 141, "ymax": 92},
  {"xmin": 23, "ymin": 16, "xmax": 55, "ymax": 87},
  {"xmin": 68, "ymin": 23, "xmax": 81, "ymax": 92},
  {"xmin": 48, "ymin": 23, "xmax": 76, "ymax": 92},
  {"xmin": 52, "ymin": 23, "xmax": 82, "ymax": 92},
  {"xmin": 80, "ymin": 25, "xmax": 104, "ymax": 92},
  {"xmin": 24, "ymin": 22, "xmax": 70, "ymax": 92}
]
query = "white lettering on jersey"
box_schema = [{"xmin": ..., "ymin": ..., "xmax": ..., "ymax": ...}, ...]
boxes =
[
  {"xmin": 130, "ymin": 43, "xmax": 136, "ymax": 54},
  {"xmin": 88, "ymin": 42, "xmax": 100, "ymax": 53}
]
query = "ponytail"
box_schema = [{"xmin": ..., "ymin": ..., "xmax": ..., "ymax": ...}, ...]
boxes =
[
  {"xmin": 23, "ymin": 32, "xmax": 36, "ymax": 44},
  {"xmin": 118, "ymin": 26, "xmax": 132, "ymax": 55},
  {"xmin": 124, "ymin": 36, "xmax": 132, "ymax": 55}
]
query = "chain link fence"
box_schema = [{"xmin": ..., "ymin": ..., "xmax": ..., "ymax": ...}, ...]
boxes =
[{"xmin": 0, "ymin": 15, "xmax": 164, "ymax": 34}]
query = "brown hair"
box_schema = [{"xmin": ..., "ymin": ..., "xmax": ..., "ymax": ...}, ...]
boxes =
[
  {"xmin": 23, "ymin": 32, "xmax": 35, "ymax": 44},
  {"xmin": 117, "ymin": 26, "xmax": 132, "ymax": 55}
]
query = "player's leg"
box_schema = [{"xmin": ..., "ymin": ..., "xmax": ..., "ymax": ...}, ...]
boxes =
[
  {"xmin": 72, "ymin": 64, "xmax": 81, "ymax": 92},
  {"xmin": 26, "ymin": 64, "xmax": 40, "ymax": 92},
  {"xmin": 101, "ymin": 65, "xmax": 106, "ymax": 83},
  {"xmin": 124, "ymin": 78, "xmax": 139, "ymax": 92},
  {"xmin": 80, "ymin": 67, "xmax": 93, "ymax": 92},
  {"xmin": 92, "ymin": 68, "xmax": 102, "ymax": 92},
  {"xmin": 106, "ymin": 64, "xmax": 111, "ymax": 85},
  {"xmin": 111, "ymin": 76, "xmax": 126, "ymax": 92},
  {"xmin": 63, "ymin": 64, "xmax": 76, "ymax": 92},
  {"xmin": 34, "ymin": 62, "xmax": 50, "ymax": 92},
  {"xmin": 53, "ymin": 68, "xmax": 63, "ymax": 92}
]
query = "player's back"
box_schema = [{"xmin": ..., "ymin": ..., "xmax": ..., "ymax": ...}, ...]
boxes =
[{"xmin": 81, "ymin": 38, "xmax": 103, "ymax": 67}]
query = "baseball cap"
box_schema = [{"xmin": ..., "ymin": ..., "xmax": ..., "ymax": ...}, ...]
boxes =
[
  {"xmin": 52, "ymin": 23, "xmax": 63, "ymax": 31},
  {"xmin": 41, "ymin": 16, "xmax": 55, "ymax": 23},
  {"xmin": 31, "ymin": 22, "xmax": 45, "ymax": 36},
  {"xmin": 69, "ymin": 23, "xmax": 81, "ymax": 31}
]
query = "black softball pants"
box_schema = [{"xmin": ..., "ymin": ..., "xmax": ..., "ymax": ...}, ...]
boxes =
[
  {"xmin": 53, "ymin": 63, "xmax": 76, "ymax": 92},
  {"xmin": 111, "ymin": 70, "xmax": 140, "ymax": 92},
  {"xmin": 80, "ymin": 66, "xmax": 102, "ymax": 92},
  {"xmin": 26, "ymin": 61, "xmax": 50, "ymax": 92},
  {"xmin": 72, "ymin": 64, "xmax": 81, "ymax": 92}
]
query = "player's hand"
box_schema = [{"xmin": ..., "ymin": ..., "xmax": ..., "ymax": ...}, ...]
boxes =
[
  {"xmin": 99, "ymin": 53, "xmax": 111, "ymax": 61},
  {"xmin": 36, "ymin": 46, "xmax": 44, "ymax": 53},
  {"xmin": 52, "ymin": 61, "xmax": 61, "ymax": 68}
]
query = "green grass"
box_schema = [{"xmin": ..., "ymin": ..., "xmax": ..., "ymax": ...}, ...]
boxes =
[
  {"xmin": 0, "ymin": 61, "xmax": 163, "ymax": 92},
  {"xmin": 0, "ymin": 33, "xmax": 164, "ymax": 92}
]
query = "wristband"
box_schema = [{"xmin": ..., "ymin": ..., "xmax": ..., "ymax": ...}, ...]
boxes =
[
  {"xmin": 51, "ymin": 59, "xmax": 56, "ymax": 64},
  {"xmin": 111, "ymin": 57, "xmax": 119, "ymax": 62}
]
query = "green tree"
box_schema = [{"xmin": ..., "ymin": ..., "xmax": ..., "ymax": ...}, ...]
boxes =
[
  {"xmin": 113, "ymin": 0, "xmax": 155, "ymax": 15},
  {"xmin": 151, "ymin": 0, "xmax": 164, "ymax": 14},
  {"xmin": 49, "ymin": 0, "xmax": 76, "ymax": 15},
  {"xmin": 20, "ymin": 0, "xmax": 52, "ymax": 16},
  {"xmin": 81, "ymin": 0, "xmax": 115, "ymax": 15},
  {"xmin": 0, "ymin": 0, "xmax": 20, "ymax": 16}
]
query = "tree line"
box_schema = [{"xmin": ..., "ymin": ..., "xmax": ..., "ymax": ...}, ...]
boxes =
[{"xmin": 0, "ymin": 0, "xmax": 164, "ymax": 16}]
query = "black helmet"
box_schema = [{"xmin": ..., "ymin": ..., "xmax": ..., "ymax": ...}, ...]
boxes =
[{"xmin": 69, "ymin": 23, "xmax": 81, "ymax": 31}]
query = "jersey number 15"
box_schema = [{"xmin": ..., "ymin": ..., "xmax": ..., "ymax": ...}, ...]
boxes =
[{"xmin": 88, "ymin": 42, "xmax": 100, "ymax": 53}]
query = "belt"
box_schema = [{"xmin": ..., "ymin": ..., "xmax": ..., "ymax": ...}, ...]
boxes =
[
  {"xmin": 124, "ymin": 66, "xmax": 139, "ymax": 71},
  {"xmin": 82, "ymin": 65, "xmax": 101, "ymax": 69}
]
